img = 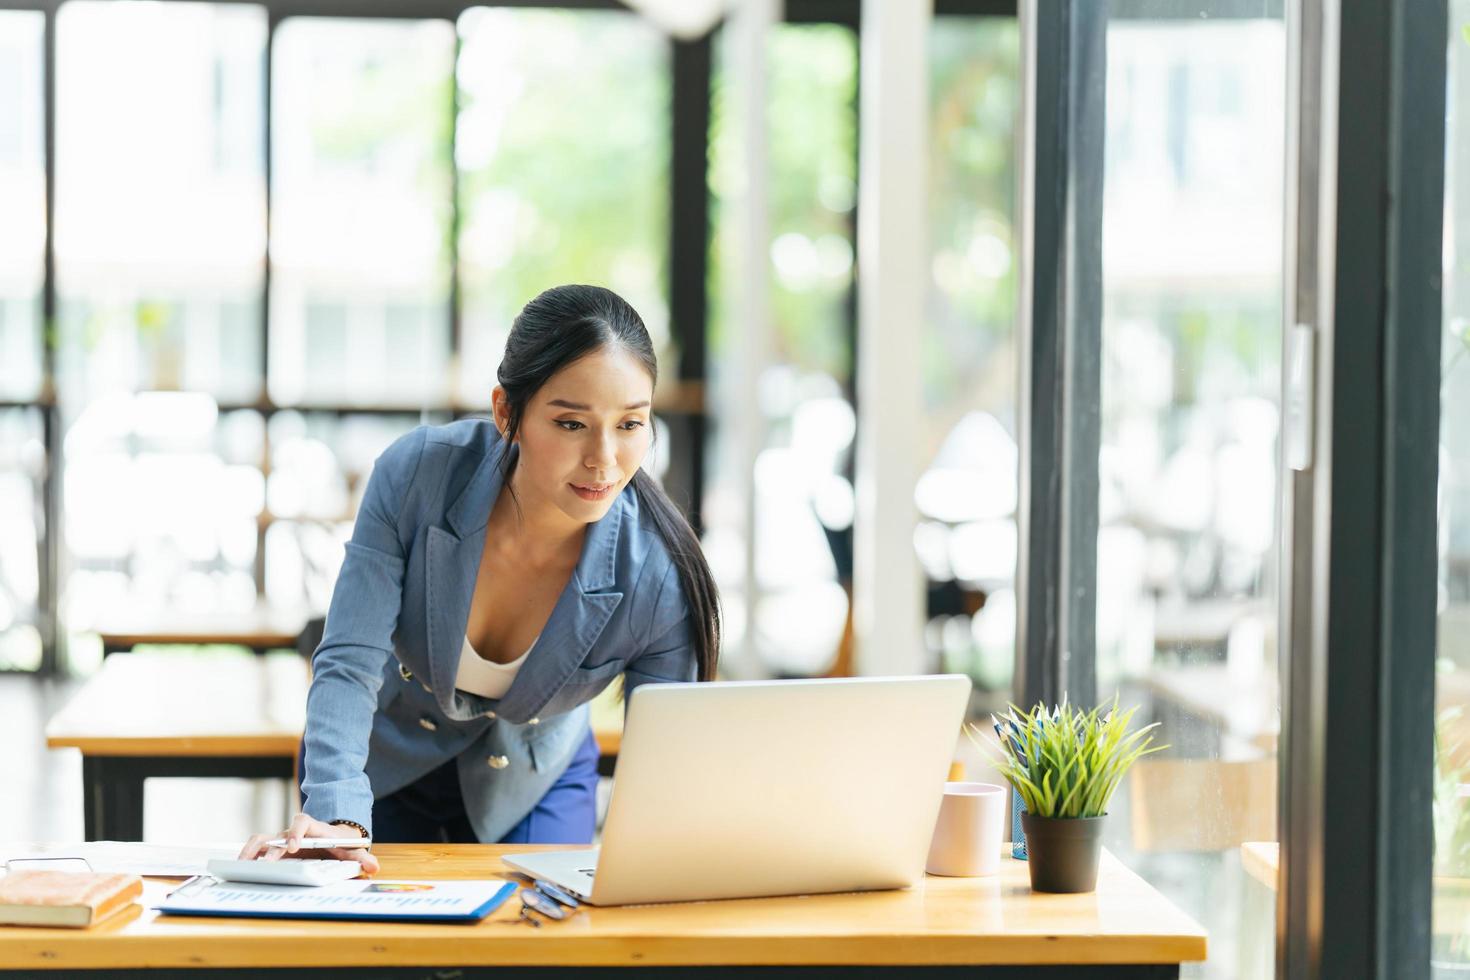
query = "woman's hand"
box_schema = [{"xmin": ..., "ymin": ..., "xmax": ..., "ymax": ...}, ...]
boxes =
[{"xmin": 238, "ymin": 812, "xmax": 381, "ymax": 875}]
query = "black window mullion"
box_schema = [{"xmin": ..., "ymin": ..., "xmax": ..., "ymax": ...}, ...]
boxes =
[
  {"xmin": 1108, "ymin": 0, "xmax": 1282, "ymax": 17},
  {"xmin": 258, "ymin": 7, "xmax": 280, "ymax": 597},
  {"xmin": 1279, "ymin": 0, "xmax": 1446, "ymax": 976},
  {"xmin": 841, "ymin": 14, "xmax": 857, "ymax": 589},
  {"xmin": 39, "ymin": 0, "xmax": 59, "ymax": 676},
  {"xmin": 667, "ymin": 31, "xmax": 711, "ymax": 535},
  {"xmin": 449, "ymin": 22, "xmax": 462, "ymax": 381},
  {"xmin": 1015, "ymin": 0, "xmax": 1101, "ymax": 711},
  {"xmin": 783, "ymin": 0, "xmax": 855, "ymax": 27},
  {"xmin": 261, "ymin": 0, "xmax": 626, "ymax": 20},
  {"xmin": 1059, "ymin": 0, "xmax": 1103, "ymax": 710}
]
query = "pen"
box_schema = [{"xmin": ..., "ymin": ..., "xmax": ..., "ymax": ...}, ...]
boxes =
[
  {"xmin": 167, "ymin": 874, "xmax": 210, "ymax": 897},
  {"xmin": 263, "ymin": 837, "xmax": 373, "ymax": 850}
]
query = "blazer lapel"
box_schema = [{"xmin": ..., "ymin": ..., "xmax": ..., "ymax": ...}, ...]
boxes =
[
  {"xmin": 423, "ymin": 436, "xmax": 628, "ymax": 724},
  {"xmin": 494, "ymin": 496, "xmax": 626, "ymax": 722},
  {"xmin": 424, "ymin": 434, "xmax": 507, "ymax": 719},
  {"xmin": 425, "ymin": 524, "xmax": 485, "ymax": 717}
]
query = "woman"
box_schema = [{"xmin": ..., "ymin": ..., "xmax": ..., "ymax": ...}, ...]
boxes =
[{"xmin": 240, "ymin": 284, "xmax": 720, "ymax": 872}]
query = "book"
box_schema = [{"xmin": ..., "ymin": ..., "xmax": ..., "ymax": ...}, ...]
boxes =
[
  {"xmin": 0, "ymin": 871, "xmax": 143, "ymax": 928},
  {"xmin": 158, "ymin": 876, "xmax": 516, "ymax": 923}
]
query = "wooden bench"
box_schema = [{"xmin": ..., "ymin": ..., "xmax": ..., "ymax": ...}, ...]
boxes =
[
  {"xmin": 46, "ymin": 651, "xmax": 623, "ymax": 841},
  {"xmin": 90, "ymin": 602, "xmax": 309, "ymax": 657},
  {"xmin": 1243, "ymin": 842, "xmax": 1470, "ymax": 915},
  {"xmin": 45, "ymin": 651, "xmax": 307, "ymax": 841},
  {"xmin": 0, "ymin": 843, "xmax": 1209, "ymax": 976}
]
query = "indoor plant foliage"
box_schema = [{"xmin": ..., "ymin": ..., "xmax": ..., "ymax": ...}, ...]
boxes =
[
  {"xmin": 1433, "ymin": 706, "xmax": 1470, "ymax": 878},
  {"xmin": 972, "ymin": 697, "xmax": 1164, "ymax": 892}
]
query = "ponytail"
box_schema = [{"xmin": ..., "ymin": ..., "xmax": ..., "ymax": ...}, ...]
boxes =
[{"xmin": 630, "ymin": 471, "xmax": 721, "ymax": 682}]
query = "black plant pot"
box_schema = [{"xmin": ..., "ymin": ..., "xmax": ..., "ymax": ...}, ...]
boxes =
[{"xmin": 1019, "ymin": 812, "xmax": 1106, "ymax": 893}]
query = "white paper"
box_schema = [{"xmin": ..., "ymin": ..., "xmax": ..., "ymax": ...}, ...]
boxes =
[{"xmin": 0, "ymin": 841, "xmax": 240, "ymax": 877}]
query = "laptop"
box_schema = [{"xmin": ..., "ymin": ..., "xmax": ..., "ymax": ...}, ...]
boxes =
[{"xmin": 504, "ymin": 673, "xmax": 972, "ymax": 906}]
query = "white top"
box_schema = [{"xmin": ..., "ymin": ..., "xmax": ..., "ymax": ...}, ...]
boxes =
[{"xmin": 455, "ymin": 634, "xmax": 536, "ymax": 700}]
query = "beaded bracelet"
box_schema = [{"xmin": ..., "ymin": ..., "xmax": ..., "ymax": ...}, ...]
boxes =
[{"xmin": 330, "ymin": 819, "xmax": 370, "ymax": 839}]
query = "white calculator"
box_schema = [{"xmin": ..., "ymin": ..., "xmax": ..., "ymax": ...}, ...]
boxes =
[{"xmin": 205, "ymin": 858, "xmax": 365, "ymax": 887}]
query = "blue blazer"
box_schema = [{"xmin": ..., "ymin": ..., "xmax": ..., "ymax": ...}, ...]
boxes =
[{"xmin": 300, "ymin": 419, "xmax": 696, "ymax": 843}]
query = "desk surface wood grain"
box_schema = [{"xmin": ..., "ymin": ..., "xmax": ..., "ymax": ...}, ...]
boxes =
[{"xmin": 0, "ymin": 844, "xmax": 1207, "ymax": 970}]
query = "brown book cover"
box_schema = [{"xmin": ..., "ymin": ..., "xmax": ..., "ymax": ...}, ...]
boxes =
[{"xmin": 0, "ymin": 871, "xmax": 143, "ymax": 928}]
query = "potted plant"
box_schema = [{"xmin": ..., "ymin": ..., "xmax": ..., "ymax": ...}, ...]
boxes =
[{"xmin": 972, "ymin": 697, "xmax": 1164, "ymax": 893}]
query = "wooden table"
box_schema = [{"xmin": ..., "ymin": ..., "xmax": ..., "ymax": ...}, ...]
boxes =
[
  {"xmin": 91, "ymin": 603, "xmax": 309, "ymax": 657},
  {"xmin": 1141, "ymin": 664, "xmax": 1279, "ymax": 758},
  {"xmin": 1240, "ymin": 841, "xmax": 1470, "ymax": 939},
  {"xmin": 46, "ymin": 651, "xmax": 308, "ymax": 841},
  {"xmin": 46, "ymin": 652, "xmax": 624, "ymax": 841},
  {"xmin": 0, "ymin": 844, "xmax": 1207, "ymax": 977},
  {"xmin": 1239, "ymin": 841, "xmax": 1279, "ymax": 891}
]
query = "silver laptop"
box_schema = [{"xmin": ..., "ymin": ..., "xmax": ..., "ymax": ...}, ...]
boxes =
[{"xmin": 504, "ymin": 673, "xmax": 971, "ymax": 906}]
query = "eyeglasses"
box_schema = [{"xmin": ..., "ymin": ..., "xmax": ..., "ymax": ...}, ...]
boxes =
[{"xmin": 515, "ymin": 880, "xmax": 581, "ymax": 927}]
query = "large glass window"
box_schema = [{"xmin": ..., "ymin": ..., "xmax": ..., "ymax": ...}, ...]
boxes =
[
  {"xmin": 923, "ymin": 16, "xmax": 1020, "ymax": 709},
  {"xmin": 55, "ymin": 2, "xmax": 270, "ymax": 658},
  {"xmin": 706, "ymin": 16, "xmax": 1020, "ymax": 689},
  {"xmin": 55, "ymin": 1, "xmax": 265, "ymax": 405},
  {"xmin": 264, "ymin": 410, "xmax": 441, "ymax": 610},
  {"xmin": 0, "ymin": 408, "xmax": 44, "ymax": 671},
  {"xmin": 1092, "ymin": 15, "xmax": 1287, "ymax": 980},
  {"xmin": 0, "ymin": 10, "xmax": 44, "ymax": 403},
  {"xmin": 23, "ymin": 4, "xmax": 681, "ymax": 675},
  {"xmin": 0, "ymin": 11, "xmax": 46, "ymax": 672},
  {"xmin": 1434, "ymin": 4, "xmax": 1470, "ymax": 971},
  {"xmin": 270, "ymin": 18, "xmax": 454, "ymax": 409},
  {"xmin": 456, "ymin": 7, "xmax": 669, "ymax": 404},
  {"xmin": 706, "ymin": 22, "xmax": 858, "ymax": 678},
  {"xmin": 62, "ymin": 396, "xmax": 266, "ymax": 649}
]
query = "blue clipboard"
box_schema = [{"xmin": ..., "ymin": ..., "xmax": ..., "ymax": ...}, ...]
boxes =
[{"xmin": 157, "ymin": 877, "xmax": 517, "ymax": 924}]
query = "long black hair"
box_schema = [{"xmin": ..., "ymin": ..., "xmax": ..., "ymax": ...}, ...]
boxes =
[{"xmin": 495, "ymin": 284, "xmax": 721, "ymax": 683}]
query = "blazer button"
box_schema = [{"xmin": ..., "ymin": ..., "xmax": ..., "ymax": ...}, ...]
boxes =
[
  {"xmin": 527, "ymin": 717, "xmax": 540, "ymax": 726},
  {"xmin": 487, "ymin": 755, "xmax": 510, "ymax": 770},
  {"xmin": 398, "ymin": 663, "xmax": 413, "ymax": 682},
  {"xmin": 485, "ymin": 710, "xmax": 497, "ymax": 721},
  {"xmin": 418, "ymin": 717, "xmax": 437, "ymax": 732}
]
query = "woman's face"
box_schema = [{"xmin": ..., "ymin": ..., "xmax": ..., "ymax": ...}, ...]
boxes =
[{"xmin": 495, "ymin": 345, "xmax": 655, "ymax": 527}]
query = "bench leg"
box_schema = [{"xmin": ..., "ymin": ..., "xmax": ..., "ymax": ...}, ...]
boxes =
[
  {"xmin": 83, "ymin": 757, "xmax": 145, "ymax": 841},
  {"xmin": 82, "ymin": 756, "xmax": 294, "ymax": 841}
]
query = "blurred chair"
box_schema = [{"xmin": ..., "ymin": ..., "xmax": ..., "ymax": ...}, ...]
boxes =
[
  {"xmin": 297, "ymin": 616, "xmax": 325, "ymax": 660},
  {"xmin": 818, "ymin": 516, "xmax": 855, "ymax": 678},
  {"xmin": 293, "ymin": 616, "xmax": 325, "ymax": 801},
  {"xmin": 1129, "ymin": 757, "xmax": 1276, "ymax": 852},
  {"xmin": 815, "ymin": 511, "xmax": 985, "ymax": 679}
]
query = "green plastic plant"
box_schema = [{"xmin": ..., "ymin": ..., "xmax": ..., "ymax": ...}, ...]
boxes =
[{"xmin": 969, "ymin": 696, "xmax": 1165, "ymax": 820}]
